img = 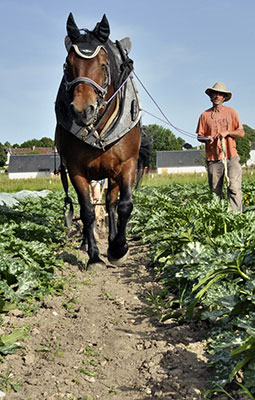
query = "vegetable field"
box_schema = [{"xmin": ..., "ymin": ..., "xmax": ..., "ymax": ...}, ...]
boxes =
[
  {"xmin": 0, "ymin": 190, "xmax": 69, "ymax": 357},
  {"xmin": 131, "ymin": 180, "xmax": 255, "ymax": 399},
  {"xmin": 1, "ymin": 177, "xmax": 255, "ymax": 398}
]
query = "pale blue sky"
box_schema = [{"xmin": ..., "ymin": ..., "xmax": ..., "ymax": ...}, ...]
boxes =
[{"xmin": 0, "ymin": 0, "xmax": 254, "ymax": 146}]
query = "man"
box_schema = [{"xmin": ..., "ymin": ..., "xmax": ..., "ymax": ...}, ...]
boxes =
[{"xmin": 196, "ymin": 82, "xmax": 245, "ymax": 211}]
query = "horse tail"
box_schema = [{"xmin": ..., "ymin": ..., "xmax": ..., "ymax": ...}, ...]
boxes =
[{"xmin": 135, "ymin": 131, "xmax": 151, "ymax": 189}]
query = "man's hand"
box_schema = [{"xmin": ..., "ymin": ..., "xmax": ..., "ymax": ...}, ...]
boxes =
[
  {"xmin": 219, "ymin": 131, "xmax": 229, "ymax": 138},
  {"xmin": 197, "ymin": 136, "xmax": 212, "ymax": 143}
]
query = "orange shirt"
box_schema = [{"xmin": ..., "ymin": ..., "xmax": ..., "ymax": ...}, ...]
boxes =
[{"xmin": 196, "ymin": 105, "xmax": 243, "ymax": 161}]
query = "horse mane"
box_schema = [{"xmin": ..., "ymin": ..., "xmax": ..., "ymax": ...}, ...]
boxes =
[
  {"xmin": 104, "ymin": 40, "xmax": 120, "ymax": 90},
  {"xmin": 135, "ymin": 131, "xmax": 151, "ymax": 189}
]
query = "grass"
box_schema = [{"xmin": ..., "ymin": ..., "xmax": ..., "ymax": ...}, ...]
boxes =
[
  {"xmin": 0, "ymin": 367, "xmax": 21, "ymax": 393},
  {"xmin": 1, "ymin": 168, "xmax": 255, "ymax": 193},
  {"xmin": 142, "ymin": 167, "xmax": 255, "ymax": 186},
  {"xmin": 0, "ymin": 171, "xmax": 208, "ymax": 193},
  {"xmin": 0, "ymin": 173, "xmax": 63, "ymax": 192},
  {"xmin": 141, "ymin": 171, "xmax": 208, "ymax": 186}
]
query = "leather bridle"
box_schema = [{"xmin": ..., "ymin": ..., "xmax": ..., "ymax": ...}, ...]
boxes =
[{"xmin": 63, "ymin": 60, "xmax": 111, "ymax": 98}]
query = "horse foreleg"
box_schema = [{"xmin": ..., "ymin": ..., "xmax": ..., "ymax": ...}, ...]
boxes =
[
  {"xmin": 105, "ymin": 180, "xmax": 118, "ymax": 242},
  {"xmin": 70, "ymin": 177, "xmax": 104, "ymax": 266},
  {"xmin": 107, "ymin": 186, "xmax": 133, "ymax": 264}
]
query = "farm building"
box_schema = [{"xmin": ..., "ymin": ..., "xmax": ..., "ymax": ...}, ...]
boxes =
[
  {"xmin": 5, "ymin": 146, "xmax": 56, "ymax": 165},
  {"xmin": 157, "ymin": 149, "xmax": 206, "ymax": 174},
  {"xmin": 8, "ymin": 153, "xmax": 61, "ymax": 179},
  {"xmin": 247, "ymin": 142, "xmax": 255, "ymax": 167}
]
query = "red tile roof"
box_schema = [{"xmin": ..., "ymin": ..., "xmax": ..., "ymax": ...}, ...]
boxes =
[{"xmin": 10, "ymin": 147, "xmax": 56, "ymax": 155}]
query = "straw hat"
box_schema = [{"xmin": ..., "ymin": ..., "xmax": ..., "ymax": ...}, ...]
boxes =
[{"xmin": 205, "ymin": 82, "xmax": 232, "ymax": 102}]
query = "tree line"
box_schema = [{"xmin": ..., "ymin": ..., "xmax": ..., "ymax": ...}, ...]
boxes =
[
  {"xmin": 0, "ymin": 124, "xmax": 254, "ymax": 168},
  {"xmin": 143, "ymin": 123, "xmax": 254, "ymax": 168},
  {"xmin": 0, "ymin": 137, "xmax": 54, "ymax": 167}
]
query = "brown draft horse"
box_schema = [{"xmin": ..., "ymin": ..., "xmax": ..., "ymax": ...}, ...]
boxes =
[{"xmin": 55, "ymin": 13, "xmax": 147, "ymax": 267}]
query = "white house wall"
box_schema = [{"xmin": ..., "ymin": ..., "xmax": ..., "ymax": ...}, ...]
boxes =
[
  {"xmin": 9, "ymin": 172, "xmax": 53, "ymax": 180},
  {"xmin": 247, "ymin": 150, "xmax": 255, "ymax": 167},
  {"xmin": 158, "ymin": 166, "xmax": 206, "ymax": 174}
]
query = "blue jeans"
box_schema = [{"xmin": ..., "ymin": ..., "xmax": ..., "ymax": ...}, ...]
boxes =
[{"xmin": 207, "ymin": 156, "xmax": 242, "ymax": 212}]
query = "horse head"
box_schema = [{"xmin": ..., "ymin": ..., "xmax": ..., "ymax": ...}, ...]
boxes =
[{"xmin": 64, "ymin": 13, "xmax": 111, "ymax": 126}]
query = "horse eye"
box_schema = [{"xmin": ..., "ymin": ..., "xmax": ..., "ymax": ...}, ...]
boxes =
[{"xmin": 66, "ymin": 55, "xmax": 73, "ymax": 66}]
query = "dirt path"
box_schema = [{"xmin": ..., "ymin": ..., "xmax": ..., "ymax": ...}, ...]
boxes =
[{"xmin": 0, "ymin": 228, "xmax": 212, "ymax": 400}]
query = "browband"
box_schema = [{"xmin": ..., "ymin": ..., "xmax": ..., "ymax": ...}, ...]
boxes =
[{"xmin": 72, "ymin": 44, "xmax": 106, "ymax": 59}]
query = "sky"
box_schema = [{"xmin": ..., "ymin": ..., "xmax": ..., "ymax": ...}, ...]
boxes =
[{"xmin": 0, "ymin": 0, "xmax": 254, "ymax": 147}]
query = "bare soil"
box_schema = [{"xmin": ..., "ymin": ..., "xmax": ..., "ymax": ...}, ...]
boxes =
[{"xmin": 0, "ymin": 223, "xmax": 214, "ymax": 400}]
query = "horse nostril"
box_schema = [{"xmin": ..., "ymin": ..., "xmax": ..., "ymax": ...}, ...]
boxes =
[
  {"xmin": 70, "ymin": 102, "xmax": 96, "ymax": 125},
  {"xmin": 83, "ymin": 105, "xmax": 95, "ymax": 120}
]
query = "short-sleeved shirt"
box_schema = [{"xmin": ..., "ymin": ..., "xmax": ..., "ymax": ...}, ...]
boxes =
[{"xmin": 196, "ymin": 105, "xmax": 243, "ymax": 161}]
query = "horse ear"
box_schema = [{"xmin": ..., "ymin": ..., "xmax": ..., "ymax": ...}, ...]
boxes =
[
  {"xmin": 66, "ymin": 13, "xmax": 80, "ymax": 43},
  {"xmin": 93, "ymin": 14, "xmax": 110, "ymax": 43}
]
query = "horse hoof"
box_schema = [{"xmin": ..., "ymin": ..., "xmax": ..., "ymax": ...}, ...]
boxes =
[
  {"xmin": 107, "ymin": 249, "xmax": 129, "ymax": 266},
  {"xmin": 86, "ymin": 261, "xmax": 106, "ymax": 272}
]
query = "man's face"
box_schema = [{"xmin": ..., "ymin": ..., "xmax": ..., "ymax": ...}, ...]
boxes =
[{"xmin": 210, "ymin": 91, "xmax": 225, "ymax": 107}]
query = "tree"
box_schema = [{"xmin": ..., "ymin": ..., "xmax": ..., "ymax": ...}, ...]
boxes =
[
  {"xmin": 143, "ymin": 124, "xmax": 185, "ymax": 168},
  {"xmin": 19, "ymin": 139, "xmax": 41, "ymax": 148},
  {"xmin": 243, "ymin": 124, "xmax": 255, "ymax": 142},
  {"xmin": 0, "ymin": 142, "xmax": 7, "ymax": 167},
  {"xmin": 19, "ymin": 137, "xmax": 54, "ymax": 148},
  {"xmin": 236, "ymin": 135, "xmax": 251, "ymax": 165},
  {"xmin": 236, "ymin": 124, "xmax": 255, "ymax": 166},
  {"xmin": 40, "ymin": 137, "xmax": 55, "ymax": 147}
]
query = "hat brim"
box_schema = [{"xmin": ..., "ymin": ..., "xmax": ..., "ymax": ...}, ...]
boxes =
[{"xmin": 205, "ymin": 88, "xmax": 232, "ymax": 102}]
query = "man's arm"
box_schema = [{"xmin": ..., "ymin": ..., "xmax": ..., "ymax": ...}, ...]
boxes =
[
  {"xmin": 220, "ymin": 109, "xmax": 245, "ymax": 139},
  {"xmin": 220, "ymin": 128, "xmax": 245, "ymax": 139},
  {"xmin": 197, "ymin": 135, "xmax": 212, "ymax": 142},
  {"xmin": 196, "ymin": 114, "xmax": 213, "ymax": 142}
]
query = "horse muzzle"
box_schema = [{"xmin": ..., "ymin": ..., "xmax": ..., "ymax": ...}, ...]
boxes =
[{"xmin": 70, "ymin": 102, "xmax": 98, "ymax": 126}]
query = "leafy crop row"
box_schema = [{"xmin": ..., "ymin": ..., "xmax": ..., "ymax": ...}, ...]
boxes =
[
  {"xmin": 0, "ymin": 190, "xmax": 70, "ymax": 355},
  {"xmin": 0, "ymin": 191, "xmax": 68, "ymax": 302},
  {"xmin": 131, "ymin": 181, "xmax": 255, "ymax": 398}
]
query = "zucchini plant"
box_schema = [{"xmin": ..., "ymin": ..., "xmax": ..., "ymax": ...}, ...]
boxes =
[{"xmin": 131, "ymin": 181, "xmax": 255, "ymax": 397}]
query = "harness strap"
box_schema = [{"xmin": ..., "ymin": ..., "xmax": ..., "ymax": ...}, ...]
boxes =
[
  {"xmin": 60, "ymin": 163, "xmax": 74, "ymax": 227},
  {"xmin": 64, "ymin": 75, "xmax": 107, "ymax": 97},
  {"xmin": 63, "ymin": 62, "xmax": 110, "ymax": 97},
  {"xmin": 99, "ymin": 93, "xmax": 120, "ymax": 137},
  {"xmin": 219, "ymin": 137, "xmax": 230, "ymax": 187}
]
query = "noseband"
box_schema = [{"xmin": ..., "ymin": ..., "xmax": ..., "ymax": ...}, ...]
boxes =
[{"xmin": 63, "ymin": 56, "xmax": 111, "ymax": 101}]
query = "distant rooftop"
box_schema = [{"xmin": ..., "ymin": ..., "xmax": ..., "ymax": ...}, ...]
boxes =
[
  {"xmin": 9, "ymin": 147, "xmax": 56, "ymax": 155},
  {"xmin": 157, "ymin": 149, "xmax": 204, "ymax": 168},
  {"xmin": 8, "ymin": 154, "xmax": 61, "ymax": 173}
]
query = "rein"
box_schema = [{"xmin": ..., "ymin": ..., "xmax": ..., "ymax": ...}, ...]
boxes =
[
  {"xmin": 218, "ymin": 137, "xmax": 230, "ymax": 186},
  {"xmin": 104, "ymin": 70, "xmax": 132, "ymax": 105},
  {"xmin": 132, "ymin": 71, "xmax": 198, "ymax": 140}
]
